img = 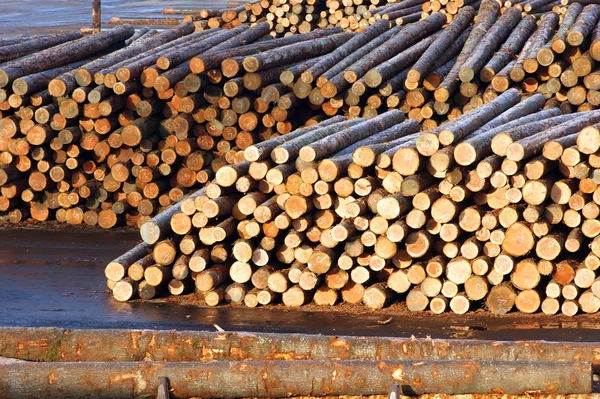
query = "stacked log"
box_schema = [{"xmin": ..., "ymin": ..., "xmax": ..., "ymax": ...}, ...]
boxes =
[
  {"xmin": 106, "ymin": 89, "xmax": 600, "ymax": 316},
  {"xmin": 0, "ymin": 22, "xmax": 354, "ymax": 228}
]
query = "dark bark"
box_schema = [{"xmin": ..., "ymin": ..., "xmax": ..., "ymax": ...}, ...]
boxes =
[
  {"xmin": 159, "ymin": 24, "xmax": 264, "ymax": 70},
  {"xmin": 299, "ymin": 110, "xmax": 406, "ymax": 162},
  {"xmin": 435, "ymin": 0, "xmax": 500, "ymax": 102},
  {"xmin": 97, "ymin": 29, "xmax": 217, "ymax": 84},
  {"xmin": 244, "ymin": 116, "xmax": 345, "ymax": 161},
  {"xmin": 567, "ymin": 4, "xmax": 600, "ymax": 46},
  {"xmin": 123, "ymin": 27, "xmax": 150, "ymax": 45},
  {"xmin": 510, "ymin": 12, "xmax": 559, "ymax": 82},
  {"xmin": 242, "ymin": 32, "xmax": 352, "ymax": 73},
  {"xmin": 140, "ymin": 187, "xmax": 206, "ymax": 245},
  {"xmin": 272, "ymin": 118, "xmax": 365, "ymax": 164},
  {"xmin": 300, "ymin": 20, "xmax": 389, "ymax": 84},
  {"xmin": 481, "ymin": 15, "xmax": 536, "ymax": 82},
  {"xmin": 343, "ymin": 13, "xmax": 447, "ymax": 84},
  {"xmin": 12, "ymin": 59, "xmax": 88, "ymax": 96},
  {"xmin": 0, "ymin": 31, "xmax": 83, "ymax": 63},
  {"xmin": 549, "ymin": 3, "xmax": 583, "ymax": 54},
  {"xmin": 408, "ymin": 7, "xmax": 475, "ymax": 84},
  {"xmin": 455, "ymin": 102, "xmax": 560, "ymax": 165},
  {"xmin": 313, "ymin": 24, "xmax": 404, "ymax": 99},
  {"xmin": 155, "ymin": 25, "xmax": 270, "ymax": 92},
  {"xmin": 74, "ymin": 22, "xmax": 196, "ymax": 86},
  {"xmin": 508, "ymin": 110, "xmax": 600, "ymax": 161},
  {"xmin": 365, "ymin": 33, "xmax": 438, "ymax": 89},
  {"xmin": 438, "ymin": 88, "xmax": 522, "ymax": 146},
  {"xmin": 0, "ymin": 25, "xmax": 134, "ymax": 88},
  {"xmin": 459, "ymin": 7, "xmax": 521, "ymax": 83},
  {"xmin": 190, "ymin": 27, "xmax": 341, "ymax": 73}
]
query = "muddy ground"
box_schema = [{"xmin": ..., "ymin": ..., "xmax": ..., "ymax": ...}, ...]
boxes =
[
  {"xmin": 1, "ymin": 226, "xmax": 600, "ymax": 341},
  {"xmin": 0, "ymin": 0, "xmax": 230, "ymax": 36}
]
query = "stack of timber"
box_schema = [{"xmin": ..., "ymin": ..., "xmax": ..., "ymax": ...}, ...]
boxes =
[
  {"xmin": 287, "ymin": 2, "xmax": 600, "ymax": 127},
  {"xmin": 4, "ymin": 1, "xmax": 600, "ymax": 230},
  {"xmin": 106, "ymin": 90, "xmax": 600, "ymax": 317},
  {"xmin": 153, "ymin": 0, "xmax": 485, "ymax": 36},
  {"xmin": 0, "ymin": 22, "xmax": 352, "ymax": 227}
]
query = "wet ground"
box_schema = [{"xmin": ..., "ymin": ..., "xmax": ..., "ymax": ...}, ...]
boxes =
[
  {"xmin": 2, "ymin": 227, "xmax": 600, "ymax": 341},
  {"xmin": 0, "ymin": 0, "xmax": 230, "ymax": 36}
]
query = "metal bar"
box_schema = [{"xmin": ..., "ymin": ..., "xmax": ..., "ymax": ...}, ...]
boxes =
[
  {"xmin": 1, "ymin": 328, "xmax": 600, "ymax": 371},
  {"xmin": 0, "ymin": 360, "xmax": 591, "ymax": 398},
  {"xmin": 92, "ymin": 0, "xmax": 101, "ymax": 33}
]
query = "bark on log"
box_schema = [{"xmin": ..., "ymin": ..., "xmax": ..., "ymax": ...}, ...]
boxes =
[
  {"xmin": 454, "ymin": 98, "xmax": 557, "ymax": 166},
  {"xmin": 481, "ymin": 16, "xmax": 536, "ymax": 82},
  {"xmin": 0, "ymin": 360, "xmax": 591, "ymax": 398},
  {"xmin": 407, "ymin": 7, "xmax": 475, "ymax": 84},
  {"xmin": 567, "ymin": 4, "xmax": 600, "ymax": 47},
  {"xmin": 342, "ymin": 13, "xmax": 447, "ymax": 85},
  {"xmin": 507, "ymin": 110, "xmax": 600, "ymax": 161},
  {"xmin": 243, "ymin": 32, "xmax": 352, "ymax": 73},
  {"xmin": 192, "ymin": 28, "xmax": 341, "ymax": 74},
  {"xmin": 0, "ymin": 26, "xmax": 135, "ymax": 88},
  {"xmin": 434, "ymin": 0, "xmax": 500, "ymax": 102},
  {"xmin": 459, "ymin": 7, "xmax": 521, "ymax": 83},
  {"xmin": 510, "ymin": 13, "xmax": 559, "ymax": 83}
]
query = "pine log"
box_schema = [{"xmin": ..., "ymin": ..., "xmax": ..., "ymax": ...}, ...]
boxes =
[
  {"xmin": 301, "ymin": 21, "xmax": 389, "ymax": 84},
  {"xmin": 342, "ymin": 13, "xmax": 447, "ymax": 85},
  {"xmin": 510, "ymin": 13, "xmax": 559, "ymax": 83},
  {"xmin": 407, "ymin": 7, "xmax": 475, "ymax": 84},
  {"xmin": 243, "ymin": 32, "xmax": 352, "ymax": 73},
  {"xmin": 434, "ymin": 0, "xmax": 500, "ymax": 102},
  {"xmin": 454, "ymin": 99, "xmax": 557, "ymax": 166},
  {"xmin": 192, "ymin": 28, "xmax": 340, "ymax": 74},
  {"xmin": 459, "ymin": 7, "xmax": 521, "ymax": 83},
  {"xmin": 567, "ymin": 4, "xmax": 600, "ymax": 47},
  {"xmin": 507, "ymin": 111, "xmax": 600, "ymax": 161},
  {"xmin": 0, "ymin": 26, "xmax": 135, "ymax": 88}
]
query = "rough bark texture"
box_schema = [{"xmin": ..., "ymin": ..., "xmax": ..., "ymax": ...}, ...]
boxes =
[
  {"xmin": 0, "ymin": 26, "xmax": 135, "ymax": 88},
  {"xmin": 434, "ymin": 0, "xmax": 500, "ymax": 102},
  {"xmin": 191, "ymin": 28, "xmax": 341, "ymax": 73},
  {"xmin": 510, "ymin": 12, "xmax": 559, "ymax": 82},
  {"xmin": 243, "ymin": 32, "xmax": 352, "ymax": 73},
  {"xmin": 0, "ymin": 360, "xmax": 591, "ymax": 398},
  {"xmin": 343, "ymin": 13, "xmax": 447, "ymax": 84},
  {"xmin": 459, "ymin": 7, "xmax": 522, "ymax": 83},
  {"xmin": 407, "ymin": 7, "xmax": 476, "ymax": 84}
]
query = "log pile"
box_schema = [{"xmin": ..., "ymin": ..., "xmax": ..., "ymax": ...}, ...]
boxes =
[
  {"xmin": 287, "ymin": 2, "xmax": 600, "ymax": 128},
  {"xmin": 0, "ymin": 22, "xmax": 356, "ymax": 228},
  {"xmin": 4, "ymin": 0, "xmax": 600, "ymax": 315},
  {"xmin": 106, "ymin": 91, "xmax": 600, "ymax": 316},
  {"xmin": 132, "ymin": 0, "xmax": 487, "ymax": 36}
]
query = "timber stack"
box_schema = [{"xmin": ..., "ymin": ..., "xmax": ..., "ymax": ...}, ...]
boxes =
[
  {"xmin": 121, "ymin": 0, "xmax": 488, "ymax": 35},
  {"xmin": 2, "ymin": 0, "xmax": 600, "ymax": 230},
  {"xmin": 106, "ymin": 92, "xmax": 600, "ymax": 317}
]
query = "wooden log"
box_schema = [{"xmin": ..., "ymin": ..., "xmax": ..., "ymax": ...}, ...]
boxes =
[
  {"xmin": 435, "ymin": 0, "xmax": 500, "ymax": 102},
  {"xmin": 364, "ymin": 33, "xmax": 439, "ymax": 89},
  {"xmin": 459, "ymin": 7, "xmax": 521, "ymax": 83},
  {"xmin": 510, "ymin": 12, "xmax": 559, "ymax": 83},
  {"xmin": 243, "ymin": 32, "xmax": 352, "ymax": 73},
  {"xmin": 192, "ymin": 28, "xmax": 341, "ymax": 74},
  {"xmin": 567, "ymin": 4, "xmax": 600, "ymax": 47},
  {"xmin": 507, "ymin": 111, "xmax": 600, "ymax": 161},
  {"xmin": 0, "ymin": 26, "xmax": 135, "ymax": 88},
  {"xmin": 341, "ymin": 13, "xmax": 447, "ymax": 85},
  {"xmin": 454, "ymin": 101, "xmax": 557, "ymax": 166},
  {"xmin": 407, "ymin": 7, "xmax": 475, "ymax": 84}
]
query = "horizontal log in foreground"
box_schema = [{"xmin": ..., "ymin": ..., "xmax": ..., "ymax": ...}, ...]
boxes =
[
  {"xmin": 0, "ymin": 359, "xmax": 591, "ymax": 398},
  {"xmin": 0, "ymin": 328, "xmax": 599, "ymax": 370}
]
